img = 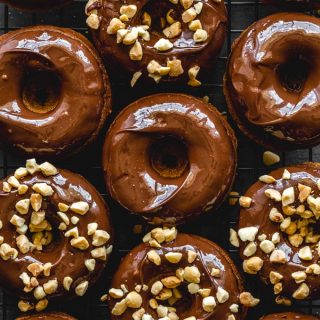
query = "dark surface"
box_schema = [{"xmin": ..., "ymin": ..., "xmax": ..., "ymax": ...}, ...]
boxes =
[{"xmin": 0, "ymin": 0, "xmax": 320, "ymax": 319}]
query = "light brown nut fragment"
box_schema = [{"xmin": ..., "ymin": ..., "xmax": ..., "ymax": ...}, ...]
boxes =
[
  {"xmin": 239, "ymin": 292, "xmax": 260, "ymax": 307},
  {"xmin": 259, "ymin": 175, "xmax": 276, "ymax": 183},
  {"xmin": 34, "ymin": 286, "xmax": 46, "ymax": 300},
  {"xmin": 291, "ymin": 271, "xmax": 307, "ymax": 283},
  {"xmin": 165, "ymin": 252, "xmax": 182, "ymax": 264},
  {"xmin": 39, "ymin": 162, "xmax": 58, "ymax": 176},
  {"xmin": 107, "ymin": 18, "xmax": 125, "ymax": 35},
  {"xmin": 229, "ymin": 228, "xmax": 240, "ymax": 247},
  {"xmin": 142, "ymin": 12, "xmax": 151, "ymax": 26},
  {"xmin": 198, "ymin": 288, "xmax": 211, "ymax": 298},
  {"xmin": 259, "ymin": 240, "xmax": 275, "ymax": 254},
  {"xmin": 112, "ymin": 299, "xmax": 127, "ymax": 315},
  {"xmin": 161, "ymin": 276, "xmax": 181, "ymax": 288},
  {"xmin": 35, "ymin": 299, "xmax": 48, "ymax": 312},
  {"xmin": 125, "ymin": 291, "xmax": 142, "ymax": 308},
  {"xmin": 151, "ymin": 281, "xmax": 163, "ymax": 295},
  {"xmin": 18, "ymin": 300, "xmax": 34, "ymax": 312},
  {"xmin": 298, "ymin": 246, "xmax": 313, "ymax": 261},
  {"xmin": 8, "ymin": 176, "xmax": 20, "ymax": 188},
  {"xmin": 269, "ymin": 208, "xmax": 284, "ymax": 223},
  {"xmin": 265, "ymin": 189, "xmax": 281, "ymax": 201},
  {"xmin": 180, "ymin": 0, "xmax": 193, "ymax": 9},
  {"xmin": 147, "ymin": 250, "xmax": 161, "ymax": 265},
  {"xmin": 131, "ymin": 72, "xmax": 142, "ymax": 87},
  {"xmin": 275, "ymin": 296, "xmax": 292, "ymax": 306},
  {"xmin": 182, "ymin": 8, "xmax": 197, "ymax": 23},
  {"xmin": 109, "ymin": 288, "xmax": 124, "ymax": 299},
  {"xmin": 269, "ymin": 271, "xmax": 283, "ymax": 284},
  {"xmin": 282, "ymin": 187, "xmax": 295, "ymax": 206},
  {"xmin": 85, "ymin": 258, "xmax": 96, "ymax": 272},
  {"xmin": 243, "ymin": 242, "xmax": 257, "ymax": 257},
  {"xmin": 92, "ymin": 230, "xmax": 110, "ymax": 246},
  {"xmin": 15, "ymin": 199, "xmax": 30, "ymax": 215},
  {"xmin": 16, "ymin": 235, "xmax": 33, "ymax": 254},
  {"xmin": 26, "ymin": 159, "xmax": 39, "ymax": 174},
  {"xmin": 292, "ymin": 283, "xmax": 310, "ymax": 299},
  {"xmin": 298, "ymin": 184, "xmax": 312, "ymax": 203},
  {"xmin": 163, "ymin": 22, "xmax": 182, "ymax": 39},
  {"xmin": 120, "ymin": 4, "xmax": 137, "ymax": 18},
  {"xmin": 183, "ymin": 266, "xmax": 200, "ymax": 283},
  {"xmin": 202, "ymin": 296, "xmax": 216, "ymax": 312},
  {"xmin": 130, "ymin": 41, "xmax": 143, "ymax": 61},
  {"xmin": 270, "ymin": 249, "xmax": 287, "ymax": 264},
  {"xmin": 63, "ymin": 276, "xmax": 73, "ymax": 291},
  {"xmin": 154, "ymin": 38, "xmax": 173, "ymax": 51},
  {"xmin": 32, "ymin": 183, "xmax": 53, "ymax": 197},
  {"xmin": 243, "ymin": 257, "xmax": 263, "ymax": 274},
  {"xmin": 91, "ymin": 246, "xmax": 108, "ymax": 260},
  {"xmin": 30, "ymin": 193, "xmax": 42, "ymax": 212},
  {"xmin": 43, "ymin": 279, "xmax": 58, "ymax": 294},
  {"xmin": 14, "ymin": 167, "xmax": 28, "ymax": 180},
  {"xmin": 187, "ymin": 250, "xmax": 197, "ymax": 263},
  {"xmin": 216, "ymin": 286, "xmax": 230, "ymax": 303},
  {"xmin": 10, "ymin": 214, "xmax": 25, "ymax": 227},
  {"xmin": 263, "ymin": 151, "xmax": 280, "ymax": 166},
  {"xmin": 193, "ymin": 29, "xmax": 208, "ymax": 42},
  {"xmin": 27, "ymin": 262, "xmax": 44, "ymax": 277},
  {"xmin": 189, "ymin": 19, "xmax": 202, "ymax": 31},
  {"xmin": 75, "ymin": 281, "xmax": 89, "ymax": 296},
  {"xmin": 18, "ymin": 184, "xmax": 28, "ymax": 195},
  {"xmin": 274, "ymin": 282, "xmax": 283, "ymax": 294},
  {"xmin": 2, "ymin": 182, "xmax": 11, "ymax": 193},
  {"xmin": 238, "ymin": 226, "xmax": 258, "ymax": 242},
  {"xmin": 239, "ymin": 196, "xmax": 252, "ymax": 208},
  {"xmin": 167, "ymin": 59, "xmax": 184, "ymax": 77},
  {"xmin": 306, "ymin": 264, "xmax": 320, "ymax": 275},
  {"xmin": 70, "ymin": 201, "xmax": 89, "ymax": 215}
]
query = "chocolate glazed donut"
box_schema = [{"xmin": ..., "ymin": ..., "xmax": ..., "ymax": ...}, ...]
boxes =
[
  {"xmin": 235, "ymin": 163, "xmax": 320, "ymax": 304},
  {"xmin": 108, "ymin": 227, "xmax": 251, "ymax": 320},
  {"xmin": 2, "ymin": 0, "xmax": 72, "ymax": 11},
  {"xmin": 102, "ymin": 93, "xmax": 237, "ymax": 225},
  {"xmin": 224, "ymin": 13, "xmax": 320, "ymax": 150},
  {"xmin": 0, "ymin": 159, "xmax": 113, "ymax": 313},
  {"xmin": 16, "ymin": 312, "xmax": 76, "ymax": 320},
  {"xmin": 86, "ymin": 0, "xmax": 227, "ymax": 87},
  {"xmin": 0, "ymin": 26, "xmax": 111, "ymax": 158},
  {"xmin": 261, "ymin": 313, "xmax": 319, "ymax": 320}
]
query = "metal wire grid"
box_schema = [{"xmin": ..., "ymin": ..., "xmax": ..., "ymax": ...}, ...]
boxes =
[{"xmin": 0, "ymin": 0, "xmax": 320, "ymax": 319}]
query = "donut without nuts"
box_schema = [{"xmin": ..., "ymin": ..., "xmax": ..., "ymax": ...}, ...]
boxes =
[
  {"xmin": 261, "ymin": 313, "xmax": 319, "ymax": 320},
  {"xmin": 0, "ymin": 25, "xmax": 111, "ymax": 158},
  {"xmin": 224, "ymin": 13, "xmax": 320, "ymax": 150},
  {"xmin": 236, "ymin": 162, "xmax": 320, "ymax": 303},
  {"xmin": 16, "ymin": 312, "xmax": 76, "ymax": 320},
  {"xmin": 2, "ymin": 0, "xmax": 72, "ymax": 11},
  {"xmin": 0, "ymin": 159, "xmax": 113, "ymax": 313},
  {"xmin": 86, "ymin": 0, "xmax": 227, "ymax": 87},
  {"xmin": 108, "ymin": 227, "xmax": 250, "ymax": 320},
  {"xmin": 102, "ymin": 93, "xmax": 237, "ymax": 225}
]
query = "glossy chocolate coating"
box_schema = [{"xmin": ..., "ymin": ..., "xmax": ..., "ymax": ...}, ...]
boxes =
[
  {"xmin": 102, "ymin": 93, "xmax": 237, "ymax": 225},
  {"xmin": 16, "ymin": 312, "xmax": 76, "ymax": 320},
  {"xmin": 239, "ymin": 163, "xmax": 320, "ymax": 299},
  {"xmin": 0, "ymin": 26, "xmax": 111, "ymax": 158},
  {"xmin": 261, "ymin": 312, "xmax": 319, "ymax": 320},
  {"xmin": 108, "ymin": 232, "xmax": 247, "ymax": 320},
  {"xmin": 224, "ymin": 13, "xmax": 320, "ymax": 150},
  {"xmin": 0, "ymin": 167, "xmax": 113, "ymax": 302},
  {"xmin": 89, "ymin": 0, "xmax": 227, "ymax": 84},
  {"xmin": 2, "ymin": 0, "xmax": 72, "ymax": 11}
]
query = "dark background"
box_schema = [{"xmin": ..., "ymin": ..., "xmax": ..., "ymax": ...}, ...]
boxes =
[{"xmin": 0, "ymin": 0, "xmax": 320, "ymax": 319}]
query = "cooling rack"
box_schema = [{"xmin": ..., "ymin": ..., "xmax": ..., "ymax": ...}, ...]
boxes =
[{"xmin": 1, "ymin": 0, "xmax": 320, "ymax": 319}]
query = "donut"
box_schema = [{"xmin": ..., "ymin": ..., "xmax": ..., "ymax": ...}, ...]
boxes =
[
  {"xmin": 102, "ymin": 93, "xmax": 237, "ymax": 225},
  {"xmin": 16, "ymin": 312, "xmax": 76, "ymax": 320},
  {"xmin": 234, "ymin": 162, "xmax": 320, "ymax": 304},
  {"xmin": 0, "ymin": 159, "xmax": 113, "ymax": 313},
  {"xmin": 107, "ymin": 226, "xmax": 256, "ymax": 320},
  {"xmin": 86, "ymin": 0, "xmax": 227, "ymax": 87},
  {"xmin": 224, "ymin": 13, "xmax": 320, "ymax": 150},
  {"xmin": 2, "ymin": 0, "xmax": 72, "ymax": 11},
  {"xmin": 260, "ymin": 313, "xmax": 319, "ymax": 320},
  {"xmin": 0, "ymin": 26, "xmax": 111, "ymax": 158}
]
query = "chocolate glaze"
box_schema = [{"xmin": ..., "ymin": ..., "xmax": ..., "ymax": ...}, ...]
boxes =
[
  {"xmin": 89, "ymin": 0, "xmax": 227, "ymax": 84},
  {"xmin": 0, "ymin": 167, "xmax": 113, "ymax": 303},
  {"xmin": 2, "ymin": 0, "xmax": 72, "ymax": 11},
  {"xmin": 102, "ymin": 93, "xmax": 237, "ymax": 225},
  {"xmin": 108, "ymin": 232, "xmax": 247, "ymax": 320},
  {"xmin": 224, "ymin": 13, "xmax": 320, "ymax": 150},
  {"xmin": 0, "ymin": 26, "xmax": 111, "ymax": 158},
  {"xmin": 16, "ymin": 312, "xmax": 76, "ymax": 320},
  {"xmin": 261, "ymin": 313, "xmax": 319, "ymax": 320},
  {"xmin": 238, "ymin": 163, "xmax": 320, "ymax": 299}
]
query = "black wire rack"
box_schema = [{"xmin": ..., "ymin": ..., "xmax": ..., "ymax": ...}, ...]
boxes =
[{"xmin": 1, "ymin": 0, "xmax": 320, "ymax": 319}]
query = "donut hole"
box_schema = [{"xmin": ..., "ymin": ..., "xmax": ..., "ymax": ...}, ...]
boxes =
[
  {"xmin": 140, "ymin": 0, "xmax": 181, "ymax": 34},
  {"xmin": 276, "ymin": 57, "xmax": 310, "ymax": 93},
  {"xmin": 150, "ymin": 136, "xmax": 189, "ymax": 178},
  {"xmin": 21, "ymin": 68, "xmax": 61, "ymax": 114}
]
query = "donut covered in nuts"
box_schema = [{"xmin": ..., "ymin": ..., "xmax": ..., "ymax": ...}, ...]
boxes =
[
  {"xmin": 234, "ymin": 162, "xmax": 320, "ymax": 304},
  {"xmin": 2, "ymin": 0, "xmax": 72, "ymax": 11},
  {"xmin": 224, "ymin": 13, "xmax": 320, "ymax": 150},
  {"xmin": 16, "ymin": 314, "xmax": 76, "ymax": 320},
  {"xmin": 263, "ymin": 0, "xmax": 320, "ymax": 9},
  {"xmin": 102, "ymin": 93, "xmax": 237, "ymax": 225},
  {"xmin": 86, "ymin": 0, "xmax": 227, "ymax": 87},
  {"xmin": 0, "ymin": 159, "xmax": 113, "ymax": 313},
  {"xmin": 260, "ymin": 313, "xmax": 319, "ymax": 320},
  {"xmin": 108, "ymin": 227, "xmax": 253, "ymax": 320},
  {"xmin": 0, "ymin": 26, "xmax": 111, "ymax": 158}
]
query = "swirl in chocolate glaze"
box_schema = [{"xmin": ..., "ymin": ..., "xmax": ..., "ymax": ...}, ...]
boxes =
[
  {"xmin": 0, "ymin": 26, "xmax": 111, "ymax": 158},
  {"xmin": 0, "ymin": 159, "xmax": 113, "ymax": 313},
  {"xmin": 261, "ymin": 313, "xmax": 319, "ymax": 320},
  {"xmin": 2, "ymin": 0, "xmax": 72, "ymax": 11},
  {"xmin": 86, "ymin": 0, "xmax": 227, "ymax": 86},
  {"xmin": 16, "ymin": 312, "xmax": 76, "ymax": 320},
  {"xmin": 236, "ymin": 163, "xmax": 320, "ymax": 304},
  {"xmin": 108, "ymin": 227, "xmax": 249, "ymax": 320},
  {"xmin": 224, "ymin": 13, "xmax": 320, "ymax": 150},
  {"xmin": 102, "ymin": 93, "xmax": 237, "ymax": 225}
]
